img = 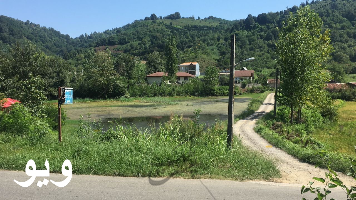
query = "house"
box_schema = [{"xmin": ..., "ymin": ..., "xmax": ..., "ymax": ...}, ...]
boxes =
[
  {"xmin": 147, "ymin": 72, "xmax": 195, "ymax": 84},
  {"xmin": 234, "ymin": 70, "xmax": 254, "ymax": 83},
  {"xmin": 267, "ymin": 79, "xmax": 280, "ymax": 88},
  {"xmin": 347, "ymin": 82, "xmax": 356, "ymax": 88},
  {"xmin": 178, "ymin": 62, "xmax": 200, "ymax": 77},
  {"xmin": 326, "ymin": 83, "xmax": 349, "ymax": 90}
]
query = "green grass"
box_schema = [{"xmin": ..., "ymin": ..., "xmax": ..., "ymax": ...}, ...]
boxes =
[
  {"xmin": 312, "ymin": 101, "xmax": 356, "ymax": 156},
  {"xmin": 254, "ymin": 101, "xmax": 356, "ymax": 174},
  {"xmin": 236, "ymin": 91, "xmax": 272, "ymax": 121},
  {"xmin": 0, "ymin": 114, "xmax": 280, "ymax": 181}
]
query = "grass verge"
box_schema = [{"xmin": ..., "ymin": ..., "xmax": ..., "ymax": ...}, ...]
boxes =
[
  {"xmin": 255, "ymin": 102, "xmax": 356, "ymax": 174},
  {"xmin": 0, "ymin": 111, "xmax": 279, "ymax": 181}
]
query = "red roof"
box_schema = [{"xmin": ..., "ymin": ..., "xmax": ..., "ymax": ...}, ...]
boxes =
[
  {"xmin": 179, "ymin": 62, "xmax": 198, "ymax": 66},
  {"xmin": 326, "ymin": 83, "xmax": 348, "ymax": 90},
  {"xmin": 147, "ymin": 72, "xmax": 167, "ymax": 77},
  {"xmin": 176, "ymin": 72, "xmax": 195, "ymax": 77},
  {"xmin": 147, "ymin": 72, "xmax": 195, "ymax": 78},
  {"xmin": 267, "ymin": 79, "xmax": 280, "ymax": 84},
  {"xmin": 234, "ymin": 70, "xmax": 254, "ymax": 78},
  {"xmin": 1, "ymin": 98, "xmax": 21, "ymax": 108}
]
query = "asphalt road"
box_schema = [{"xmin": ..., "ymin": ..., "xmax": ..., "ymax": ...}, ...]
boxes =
[{"xmin": 1, "ymin": 170, "xmax": 348, "ymax": 200}]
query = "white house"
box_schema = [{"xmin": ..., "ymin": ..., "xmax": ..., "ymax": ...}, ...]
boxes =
[{"xmin": 178, "ymin": 62, "xmax": 200, "ymax": 77}]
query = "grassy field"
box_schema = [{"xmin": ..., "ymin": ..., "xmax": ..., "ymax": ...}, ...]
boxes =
[
  {"xmin": 0, "ymin": 93, "xmax": 280, "ymax": 181},
  {"xmin": 255, "ymin": 99, "xmax": 356, "ymax": 174},
  {"xmin": 312, "ymin": 101, "xmax": 356, "ymax": 156}
]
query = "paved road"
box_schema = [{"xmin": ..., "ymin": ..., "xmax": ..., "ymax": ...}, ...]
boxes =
[{"xmin": 0, "ymin": 170, "xmax": 348, "ymax": 199}]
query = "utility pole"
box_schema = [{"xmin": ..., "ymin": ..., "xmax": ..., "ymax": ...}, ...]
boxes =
[
  {"xmin": 58, "ymin": 87, "xmax": 62, "ymax": 142},
  {"xmin": 274, "ymin": 67, "xmax": 279, "ymax": 117},
  {"xmin": 227, "ymin": 34, "xmax": 235, "ymax": 149}
]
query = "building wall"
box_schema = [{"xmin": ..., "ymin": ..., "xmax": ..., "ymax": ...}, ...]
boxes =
[
  {"xmin": 195, "ymin": 63, "xmax": 200, "ymax": 77},
  {"xmin": 147, "ymin": 77, "xmax": 163, "ymax": 84}
]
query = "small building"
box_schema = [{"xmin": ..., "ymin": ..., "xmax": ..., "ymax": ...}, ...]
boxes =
[
  {"xmin": 147, "ymin": 72, "xmax": 195, "ymax": 84},
  {"xmin": 267, "ymin": 79, "xmax": 280, "ymax": 88},
  {"xmin": 234, "ymin": 70, "xmax": 254, "ymax": 83},
  {"xmin": 326, "ymin": 83, "xmax": 348, "ymax": 90},
  {"xmin": 347, "ymin": 82, "xmax": 356, "ymax": 88},
  {"xmin": 178, "ymin": 62, "xmax": 200, "ymax": 77}
]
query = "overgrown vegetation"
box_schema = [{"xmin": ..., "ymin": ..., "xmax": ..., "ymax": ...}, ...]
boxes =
[
  {"xmin": 0, "ymin": 109, "xmax": 280, "ymax": 180},
  {"xmin": 255, "ymin": 102, "xmax": 355, "ymax": 175}
]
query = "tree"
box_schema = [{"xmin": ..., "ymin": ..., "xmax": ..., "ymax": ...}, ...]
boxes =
[
  {"xmin": 203, "ymin": 66, "xmax": 219, "ymax": 95},
  {"xmin": 146, "ymin": 51, "xmax": 165, "ymax": 74},
  {"xmin": 165, "ymin": 36, "xmax": 178, "ymax": 82},
  {"xmin": 276, "ymin": 6, "xmax": 333, "ymax": 123}
]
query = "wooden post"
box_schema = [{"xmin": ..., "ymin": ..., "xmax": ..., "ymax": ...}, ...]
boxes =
[
  {"xmin": 274, "ymin": 67, "xmax": 279, "ymax": 117},
  {"xmin": 227, "ymin": 34, "xmax": 235, "ymax": 149},
  {"xmin": 58, "ymin": 87, "xmax": 62, "ymax": 142}
]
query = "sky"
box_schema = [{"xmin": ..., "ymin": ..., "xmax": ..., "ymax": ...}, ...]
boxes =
[{"xmin": 0, "ymin": 0, "xmax": 306, "ymax": 38}]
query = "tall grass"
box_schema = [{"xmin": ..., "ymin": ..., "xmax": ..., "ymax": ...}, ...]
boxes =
[{"xmin": 0, "ymin": 113, "xmax": 279, "ymax": 180}]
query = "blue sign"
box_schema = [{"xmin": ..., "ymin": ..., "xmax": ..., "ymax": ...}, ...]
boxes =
[{"xmin": 64, "ymin": 88, "xmax": 73, "ymax": 104}]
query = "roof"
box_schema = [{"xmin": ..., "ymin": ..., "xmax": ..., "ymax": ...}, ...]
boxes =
[
  {"xmin": 147, "ymin": 72, "xmax": 195, "ymax": 78},
  {"xmin": 267, "ymin": 79, "xmax": 280, "ymax": 84},
  {"xmin": 147, "ymin": 72, "xmax": 167, "ymax": 77},
  {"xmin": 234, "ymin": 70, "xmax": 254, "ymax": 78},
  {"xmin": 179, "ymin": 62, "xmax": 198, "ymax": 66},
  {"xmin": 1, "ymin": 98, "xmax": 21, "ymax": 108},
  {"xmin": 326, "ymin": 83, "xmax": 348, "ymax": 90},
  {"xmin": 348, "ymin": 82, "xmax": 356, "ymax": 87}
]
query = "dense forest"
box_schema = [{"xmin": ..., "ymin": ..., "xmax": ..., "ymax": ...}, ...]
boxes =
[{"xmin": 1, "ymin": 0, "xmax": 356, "ymax": 101}]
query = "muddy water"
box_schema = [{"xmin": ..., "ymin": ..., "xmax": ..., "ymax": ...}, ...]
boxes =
[{"xmin": 65, "ymin": 97, "xmax": 251, "ymax": 129}]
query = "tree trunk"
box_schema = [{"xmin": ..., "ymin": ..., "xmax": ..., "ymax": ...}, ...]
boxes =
[
  {"xmin": 298, "ymin": 108, "xmax": 302, "ymax": 123},
  {"xmin": 290, "ymin": 104, "xmax": 294, "ymax": 124}
]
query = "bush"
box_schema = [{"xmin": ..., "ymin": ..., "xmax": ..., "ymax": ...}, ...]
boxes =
[
  {"xmin": 0, "ymin": 104, "xmax": 51, "ymax": 144},
  {"xmin": 40, "ymin": 103, "xmax": 67, "ymax": 130}
]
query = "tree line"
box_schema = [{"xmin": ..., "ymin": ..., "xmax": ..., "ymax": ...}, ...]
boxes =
[{"xmin": 1, "ymin": 0, "xmax": 356, "ymax": 80}]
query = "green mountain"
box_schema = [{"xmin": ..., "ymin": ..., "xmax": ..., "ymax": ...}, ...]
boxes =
[{"xmin": 1, "ymin": 0, "xmax": 356, "ymax": 74}]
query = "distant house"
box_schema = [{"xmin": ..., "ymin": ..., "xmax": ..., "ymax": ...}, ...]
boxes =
[
  {"xmin": 178, "ymin": 62, "xmax": 200, "ymax": 77},
  {"xmin": 347, "ymin": 82, "xmax": 356, "ymax": 88},
  {"xmin": 326, "ymin": 83, "xmax": 349, "ymax": 90},
  {"xmin": 267, "ymin": 79, "xmax": 280, "ymax": 88},
  {"xmin": 234, "ymin": 70, "xmax": 254, "ymax": 83},
  {"xmin": 146, "ymin": 72, "xmax": 195, "ymax": 84}
]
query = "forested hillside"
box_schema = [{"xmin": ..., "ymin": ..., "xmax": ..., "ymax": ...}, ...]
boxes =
[
  {"xmin": 1, "ymin": 0, "xmax": 356, "ymax": 76},
  {"xmin": 0, "ymin": 0, "xmax": 356, "ymax": 101}
]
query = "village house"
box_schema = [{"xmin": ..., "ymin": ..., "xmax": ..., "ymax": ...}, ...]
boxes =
[
  {"xmin": 178, "ymin": 62, "xmax": 200, "ymax": 77},
  {"xmin": 218, "ymin": 69, "xmax": 255, "ymax": 83},
  {"xmin": 146, "ymin": 72, "xmax": 195, "ymax": 84},
  {"xmin": 267, "ymin": 79, "xmax": 280, "ymax": 88}
]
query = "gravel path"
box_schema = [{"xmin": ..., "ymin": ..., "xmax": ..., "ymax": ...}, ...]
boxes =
[{"xmin": 234, "ymin": 93, "xmax": 356, "ymax": 186}]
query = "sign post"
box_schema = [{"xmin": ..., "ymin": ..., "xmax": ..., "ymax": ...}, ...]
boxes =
[{"xmin": 58, "ymin": 87, "xmax": 73, "ymax": 142}]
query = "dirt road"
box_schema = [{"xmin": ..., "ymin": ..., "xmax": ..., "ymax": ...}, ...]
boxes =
[{"xmin": 234, "ymin": 93, "xmax": 356, "ymax": 186}]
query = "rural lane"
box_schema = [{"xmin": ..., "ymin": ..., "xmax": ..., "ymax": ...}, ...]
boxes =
[{"xmin": 235, "ymin": 93, "xmax": 356, "ymax": 186}]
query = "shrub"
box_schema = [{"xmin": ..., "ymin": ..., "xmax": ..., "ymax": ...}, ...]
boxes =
[
  {"xmin": 0, "ymin": 104, "xmax": 51, "ymax": 144},
  {"xmin": 40, "ymin": 103, "xmax": 67, "ymax": 130}
]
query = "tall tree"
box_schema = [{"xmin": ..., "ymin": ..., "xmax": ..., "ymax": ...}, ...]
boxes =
[
  {"xmin": 146, "ymin": 51, "xmax": 165, "ymax": 74},
  {"xmin": 165, "ymin": 36, "xmax": 178, "ymax": 82},
  {"xmin": 276, "ymin": 6, "xmax": 333, "ymax": 123}
]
